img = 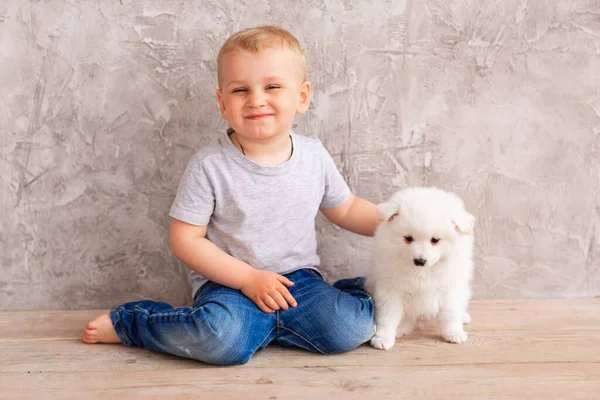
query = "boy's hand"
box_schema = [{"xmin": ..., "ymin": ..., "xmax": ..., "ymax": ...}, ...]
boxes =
[{"xmin": 240, "ymin": 269, "xmax": 297, "ymax": 313}]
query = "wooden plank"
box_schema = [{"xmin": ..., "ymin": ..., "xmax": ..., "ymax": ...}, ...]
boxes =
[
  {"xmin": 1, "ymin": 299, "xmax": 598, "ymax": 341},
  {"xmin": 1, "ymin": 323, "xmax": 599, "ymax": 372},
  {"xmin": 1, "ymin": 299, "xmax": 599, "ymax": 399},
  {"xmin": 1, "ymin": 364, "xmax": 598, "ymax": 400},
  {"xmin": 1, "ymin": 299, "xmax": 599, "ymax": 373}
]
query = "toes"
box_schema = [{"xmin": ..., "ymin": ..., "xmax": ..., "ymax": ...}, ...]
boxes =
[
  {"xmin": 81, "ymin": 334, "xmax": 93, "ymax": 344},
  {"xmin": 86, "ymin": 313, "xmax": 110, "ymax": 329},
  {"xmin": 443, "ymin": 330, "xmax": 468, "ymax": 344},
  {"xmin": 81, "ymin": 328, "xmax": 98, "ymax": 344},
  {"xmin": 370, "ymin": 334, "xmax": 395, "ymax": 350},
  {"xmin": 85, "ymin": 321, "xmax": 97, "ymax": 331}
]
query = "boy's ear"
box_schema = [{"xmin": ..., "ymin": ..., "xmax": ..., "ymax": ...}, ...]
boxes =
[
  {"xmin": 376, "ymin": 201, "xmax": 400, "ymax": 223},
  {"xmin": 451, "ymin": 211, "xmax": 475, "ymax": 235},
  {"xmin": 216, "ymin": 89, "xmax": 226, "ymax": 117},
  {"xmin": 296, "ymin": 81, "xmax": 311, "ymax": 114}
]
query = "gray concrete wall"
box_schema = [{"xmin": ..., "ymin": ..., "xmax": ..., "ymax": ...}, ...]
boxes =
[{"xmin": 2, "ymin": 0, "xmax": 599, "ymax": 311}]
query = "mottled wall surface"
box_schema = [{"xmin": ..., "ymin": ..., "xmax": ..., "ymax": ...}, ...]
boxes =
[{"xmin": 2, "ymin": 0, "xmax": 599, "ymax": 311}]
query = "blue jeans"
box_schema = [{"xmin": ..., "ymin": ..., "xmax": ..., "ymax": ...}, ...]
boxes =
[{"xmin": 110, "ymin": 269, "xmax": 375, "ymax": 365}]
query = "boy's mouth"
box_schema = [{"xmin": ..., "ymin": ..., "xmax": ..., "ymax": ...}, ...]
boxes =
[{"xmin": 246, "ymin": 113, "xmax": 273, "ymax": 120}]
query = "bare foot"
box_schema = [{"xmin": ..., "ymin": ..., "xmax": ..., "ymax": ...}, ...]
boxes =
[{"xmin": 81, "ymin": 313, "xmax": 121, "ymax": 344}]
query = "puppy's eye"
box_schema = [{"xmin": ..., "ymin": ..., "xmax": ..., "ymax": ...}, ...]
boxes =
[
  {"xmin": 431, "ymin": 237, "xmax": 440, "ymax": 244},
  {"xmin": 404, "ymin": 236, "xmax": 414, "ymax": 244}
]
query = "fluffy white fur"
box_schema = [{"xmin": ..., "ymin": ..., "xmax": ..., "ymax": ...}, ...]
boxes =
[{"xmin": 367, "ymin": 186, "xmax": 475, "ymax": 350}]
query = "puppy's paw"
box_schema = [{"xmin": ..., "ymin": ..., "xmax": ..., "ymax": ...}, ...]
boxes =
[
  {"xmin": 370, "ymin": 333, "xmax": 396, "ymax": 350},
  {"xmin": 442, "ymin": 329, "xmax": 468, "ymax": 344},
  {"xmin": 463, "ymin": 313, "xmax": 472, "ymax": 324}
]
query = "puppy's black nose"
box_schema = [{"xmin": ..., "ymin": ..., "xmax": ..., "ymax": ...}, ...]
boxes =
[{"xmin": 413, "ymin": 258, "xmax": 427, "ymax": 267}]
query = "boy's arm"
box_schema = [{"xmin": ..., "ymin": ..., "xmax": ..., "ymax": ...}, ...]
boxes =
[
  {"xmin": 320, "ymin": 194, "xmax": 379, "ymax": 237},
  {"xmin": 169, "ymin": 218, "xmax": 297, "ymax": 312}
]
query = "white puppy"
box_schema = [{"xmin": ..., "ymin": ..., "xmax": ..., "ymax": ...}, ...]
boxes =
[{"xmin": 367, "ymin": 186, "xmax": 475, "ymax": 350}]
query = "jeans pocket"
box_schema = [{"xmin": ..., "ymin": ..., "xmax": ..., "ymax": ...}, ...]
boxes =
[
  {"xmin": 193, "ymin": 281, "xmax": 217, "ymax": 304},
  {"xmin": 302, "ymin": 268, "xmax": 324, "ymax": 279}
]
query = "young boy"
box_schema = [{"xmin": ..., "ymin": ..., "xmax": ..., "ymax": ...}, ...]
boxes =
[{"xmin": 81, "ymin": 26, "xmax": 379, "ymax": 365}]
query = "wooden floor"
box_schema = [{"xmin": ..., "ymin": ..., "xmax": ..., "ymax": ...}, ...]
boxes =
[{"xmin": 1, "ymin": 299, "xmax": 599, "ymax": 400}]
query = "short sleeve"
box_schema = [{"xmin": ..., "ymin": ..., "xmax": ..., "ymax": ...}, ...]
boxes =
[
  {"xmin": 319, "ymin": 143, "xmax": 351, "ymax": 209},
  {"xmin": 169, "ymin": 155, "xmax": 215, "ymax": 226}
]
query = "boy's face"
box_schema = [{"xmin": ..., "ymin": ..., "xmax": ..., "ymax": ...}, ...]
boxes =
[{"xmin": 216, "ymin": 46, "xmax": 310, "ymax": 142}]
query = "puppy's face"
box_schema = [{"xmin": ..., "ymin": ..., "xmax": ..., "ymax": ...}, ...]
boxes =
[
  {"xmin": 381, "ymin": 212, "xmax": 449, "ymax": 268},
  {"xmin": 376, "ymin": 187, "xmax": 475, "ymax": 269}
]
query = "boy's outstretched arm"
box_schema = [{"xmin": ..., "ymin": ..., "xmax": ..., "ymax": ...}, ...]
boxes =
[
  {"xmin": 320, "ymin": 194, "xmax": 379, "ymax": 237},
  {"xmin": 170, "ymin": 218, "xmax": 297, "ymax": 313}
]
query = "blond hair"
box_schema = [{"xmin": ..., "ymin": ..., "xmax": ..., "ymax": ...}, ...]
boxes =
[{"xmin": 217, "ymin": 26, "xmax": 307, "ymax": 84}]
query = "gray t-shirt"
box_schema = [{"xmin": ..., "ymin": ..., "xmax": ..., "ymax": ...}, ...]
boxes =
[{"xmin": 169, "ymin": 131, "xmax": 351, "ymax": 297}]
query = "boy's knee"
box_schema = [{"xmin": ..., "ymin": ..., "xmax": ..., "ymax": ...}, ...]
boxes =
[
  {"xmin": 326, "ymin": 315, "xmax": 375, "ymax": 354},
  {"xmin": 308, "ymin": 295, "xmax": 374, "ymax": 354},
  {"xmin": 186, "ymin": 319, "xmax": 254, "ymax": 365},
  {"xmin": 196, "ymin": 346, "xmax": 252, "ymax": 365},
  {"xmin": 333, "ymin": 295, "xmax": 375, "ymax": 353}
]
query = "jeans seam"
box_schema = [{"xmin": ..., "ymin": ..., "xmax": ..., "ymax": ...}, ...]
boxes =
[
  {"xmin": 279, "ymin": 326, "xmax": 326, "ymax": 354},
  {"xmin": 253, "ymin": 326, "xmax": 277, "ymax": 354},
  {"xmin": 132, "ymin": 305, "xmax": 150, "ymax": 316},
  {"xmin": 112, "ymin": 307, "xmax": 133, "ymax": 347}
]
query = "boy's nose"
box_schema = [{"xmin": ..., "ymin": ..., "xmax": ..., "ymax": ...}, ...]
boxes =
[{"xmin": 248, "ymin": 91, "xmax": 267, "ymax": 107}]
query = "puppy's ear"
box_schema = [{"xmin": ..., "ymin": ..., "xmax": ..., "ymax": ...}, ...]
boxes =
[
  {"xmin": 451, "ymin": 211, "xmax": 475, "ymax": 235},
  {"xmin": 377, "ymin": 201, "xmax": 400, "ymax": 223}
]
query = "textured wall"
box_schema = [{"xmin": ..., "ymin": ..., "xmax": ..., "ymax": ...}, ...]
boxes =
[{"xmin": 2, "ymin": 0, "xmax": 599, "ymax": 311}]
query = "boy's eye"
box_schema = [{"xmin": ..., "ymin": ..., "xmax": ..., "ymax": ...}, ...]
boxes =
[
  {"xmin": 265, "ymin": 85, "xmax": 280, "ymax": 90},
  {"xmin": 431, "ymin": 237, "xmax": 440, "ymax": 244},
  {"xmin": 232, "ymin": 88, "xmax": 247, "ymax": 93},
  {"xmin": 404, "ymin": 236, "xmax": 414, "ymax": 244}
]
